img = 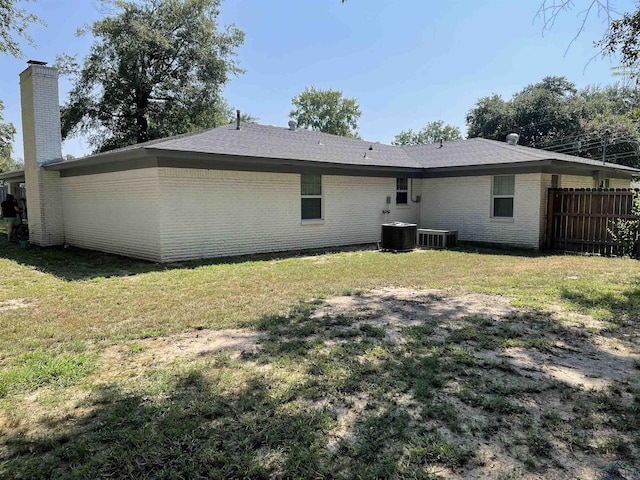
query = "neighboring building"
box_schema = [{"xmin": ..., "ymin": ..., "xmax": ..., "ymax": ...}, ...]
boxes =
[{"xmin": 1, "ymin": 63, "xmax": 638, "ymax": 262}]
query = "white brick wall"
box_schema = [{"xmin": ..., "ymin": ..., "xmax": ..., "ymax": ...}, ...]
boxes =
[
  {"xmin": 61, "ymin": 169, "xmax": 161, "ymax": 261},
  {"xmin": 609, "ymin": 178, "xmax": 632, "ymax": 188},
  {"xmin": 552, "ymin": 173, "xmax": 630, "ymax": 189},
  {"xmin": 419, "ymin": 174, "xmax": 544, "ymax": 249},
  {"xmin": 21, "ymin": 65, "xmax": 65, "ymax": 246},
  {"xmin": 561, "ymin": 174, "xmax": 595, "ymax": 189},
  {"xmin": 157, "ymin": 168, "xmax": 419, "ymax": 262}
]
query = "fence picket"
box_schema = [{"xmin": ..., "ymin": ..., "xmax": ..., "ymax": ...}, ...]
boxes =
[{"xmin": 546, "ymin": 188, "xmax": 638, "ymax": 256}]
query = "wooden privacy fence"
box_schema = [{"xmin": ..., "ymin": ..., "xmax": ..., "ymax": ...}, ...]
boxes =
[{"xmin": 546, "ymin": 188, "xmax": 639, "ymax": 255}]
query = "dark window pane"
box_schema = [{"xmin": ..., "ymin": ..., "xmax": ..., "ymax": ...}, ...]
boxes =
[
  {"xmin": 302, "ymin": 198, "xmax": 322, "ymax": 219},
  {"xmin": 396, "ymin": 192, "xmax": 408, "ymax": 204},
  {"xmin": 494, "ymin": 198, "xmax": 513, "ymax": 217},
  {"xmin": 397, "ymin": 178, "xmax": 408, "ymax": 191},
  {"xmin": 301, "ymin": 175, "xmax": 321, "ymax": 196},
  {"xmin": 551, "ymin": 175, "xmax": 559, "ymax": 189}
]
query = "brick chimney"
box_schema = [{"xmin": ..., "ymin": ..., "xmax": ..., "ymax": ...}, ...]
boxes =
[{"xmin": 20, "ymin": 62, "xmax": 65, "ymax": 246}]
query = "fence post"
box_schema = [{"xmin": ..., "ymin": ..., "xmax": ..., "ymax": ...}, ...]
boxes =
[{"xmin": 546, "ymin": 189, "xmax": 555, "ymax": 250}]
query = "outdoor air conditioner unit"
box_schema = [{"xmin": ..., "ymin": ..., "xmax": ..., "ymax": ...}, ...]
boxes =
[
  {"xmin": 381, "ymin": 222, "xmax": 417, "ymax": 252},
  {"xmin": 417, "ymin": 229, "xmax": 458, "ymax": 249}
]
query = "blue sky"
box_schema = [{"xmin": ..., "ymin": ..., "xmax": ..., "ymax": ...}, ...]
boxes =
[{"xmin": 0, "ymin": 0, "xmax": 636, "ymax": 159}]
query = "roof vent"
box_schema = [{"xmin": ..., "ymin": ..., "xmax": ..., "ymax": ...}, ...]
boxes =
[
  {"xmin": 288, "ymin": 120, "xmax": 297, "ymax": 131},
  {"xmin": 506, "ymin": 133, "xmax": 519, "ymax": 145}
]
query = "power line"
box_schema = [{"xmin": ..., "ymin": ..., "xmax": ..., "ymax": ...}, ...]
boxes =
[{"xmin": 542, "ymin": 136, "xmax": 639, "ymax": 152}]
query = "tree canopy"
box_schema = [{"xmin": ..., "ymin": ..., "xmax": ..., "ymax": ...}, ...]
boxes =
[
  {"xmin": 0, "ymin": 100, "xmax": 17, "ymax": 172},
  {"xmin": 466, "ymin": 76, "xmax": 640, "ymax": 168},
  {"xmin": 392, "ymin": 120, "xmax": 462, "ymax": 146},
  {"xmin": 0, "ymin": 0, "xmax": 42, "ymax": 58},
  {"xmin": 598, "ymin": 8, "xmax": 640, "ymax": 81},
  {"xmin": 61, "ymin": 0, "xmax": 244, "ymax": 153},
  {"xmin": 289, "ymin": 86, "xmax": 361, "ymax": 137}
]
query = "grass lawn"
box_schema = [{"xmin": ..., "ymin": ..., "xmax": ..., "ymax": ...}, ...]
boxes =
[{"xmin": 0, "ymin": 235, "xmax": 639, "ymax": 479}]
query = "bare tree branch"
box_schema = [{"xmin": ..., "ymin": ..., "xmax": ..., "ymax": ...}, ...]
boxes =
[{"xmin": 535, "ymin": 0, "xmax": 617, "ymax": 54}]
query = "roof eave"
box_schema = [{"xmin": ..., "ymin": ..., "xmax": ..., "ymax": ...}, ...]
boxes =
[
  {"xmin": 548, "ymin": 159, "xmax": 640, "ymax": 178},
  {"xmin": 421, "ymin": 159, "xmax": 640, "ymax": 178},
  {"xmin": 422, "ymin": 160, "xmax": 554, "ymax": 178},
  {"xmin": 45, "ymin": 148, "xmax": 154, "ymax": 171},
  {"xmin": 0, "ymin": 169, "xmax": 26, "ymax": 182}
]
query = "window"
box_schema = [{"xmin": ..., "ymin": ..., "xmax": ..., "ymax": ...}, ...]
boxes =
[
  {"xmin": 492, "ymin": 175, "xmax": 514, "ymax": 218},
  {"xmin": 396, "ymin": 178, "xmax": 408, "ymax": 205},
  {"xmin": 301, "ymin": 174, "xmax": 322, "ymax": 220},
  {"xmin": 551, "ymin": 174, "xmax": 560, "ymax": 189}
]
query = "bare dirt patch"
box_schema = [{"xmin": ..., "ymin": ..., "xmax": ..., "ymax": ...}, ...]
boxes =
[
  {"xmin": 0, "ymin": 298, "xmax": 33, "ymax": 312},
  {"xmin": 314, "ymin": 287, "xmax": 639, "ymax": 388},
  {"xmin": 96, "ymin": 328, "xmax": 262, "ymax": 382},
  {"xmin": 308, "ymin": 287, "xmax": 640, "ymax": 479}
]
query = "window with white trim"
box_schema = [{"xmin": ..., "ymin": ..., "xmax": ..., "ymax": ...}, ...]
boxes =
[
  {"xmin": 396, "ymin": 178, "xmax": 408, "ymax": 205},
  {"xmin": 492, "ymin": 175, "xmax": 514, "ymax": 218},
  {"xmin": 301, "ymin": 174, "xmax": 322, "ymax": 220}
]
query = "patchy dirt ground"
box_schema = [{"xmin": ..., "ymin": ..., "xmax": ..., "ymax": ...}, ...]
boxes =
[
  {"xmin": 309, "ymin": 288, "xmax": 640, "ymax": 479},
  {"xmin": 3, "ymin": 287, "xmax": 639, "ymax": 479},
  {"xmin": 0, "ymin": 298, "xmax": 34, "ymax": 312},
  {"xmin": 312, "ymin": 288, "xmax": 640, "ymax": 390},
  {"xmin": 97, "ymin": 329, "xmax": 261, "ymax": 383}
]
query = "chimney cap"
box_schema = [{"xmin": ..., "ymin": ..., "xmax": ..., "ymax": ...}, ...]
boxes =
[{"xmin": 27, "ymin": 60, "xmax": 48, "ymax": 66}]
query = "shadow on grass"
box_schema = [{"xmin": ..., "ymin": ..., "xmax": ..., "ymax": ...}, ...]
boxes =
[
  {"xmin": 2, "ymin": 371, "xmax": 333, "ymax": 479},
  {"xmin": 2, "ymin": 294, "xmax": 639, "ymax": 478},
  {"xmin": 0, "ymin": 229, "xmax": 627, "ymax": 283},
  {"xmin": 0, "ymin": 242, "xmax": 380, "ymax": 282},
  {"xmin": 560, "ymin": 283, "xmax": 640, "ymax": 326},
  {"xmin": 452, "ymin": 241, "xmax": 557, "ymax": 259}
]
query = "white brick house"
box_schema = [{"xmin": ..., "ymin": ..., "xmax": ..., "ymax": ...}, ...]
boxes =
[{"xmin": 1, "ymin": 63, "xmax": 638, "ymax": 262}]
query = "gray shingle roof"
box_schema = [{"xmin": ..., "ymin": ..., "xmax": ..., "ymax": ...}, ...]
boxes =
[
  {"xmin": 403, "ymin": 137, "xmax": 640, "ymax": 171},
  {"xmin": 90, "ymin": 122, "xmax": 419, "ymax": 168},
  {"xmin": 46, "ymin": 122, "xmax": 640, "ymax": 174}
]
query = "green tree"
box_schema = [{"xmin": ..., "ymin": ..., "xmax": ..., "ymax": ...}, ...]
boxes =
[
  {"xmin": 289, "ymin": 86, "xmax": 361, "ymax": 137},
  {"xmin": 575, "ymin": 113, "xmax": 640, "ymax": 167},
  {"xmin": 510, "ymin": 76, "xmax": 582, "ymax": 147},
  {"xmin": 598, "ymin": 8, "xmax": 640, "ymax": 81},
  {"xmin": 466, "ymin": 76, "xmax": 582, "ymax": 146},
  {"xmin": 466, "ymin": 76, "xmax": 640, "ymax": 167},
  {"xmin": 392, "ymin": 120, "xmax": 461, "ymax": 146},
  {"xmin": 0, "ymin": 0, "xmax": 42, "ymax": 58},
  {"xmin": 61, "ymin": 0, "xmax": 244, "ymax": 153},
  {"xmin": 0, "ymin": 100, "xmax": 17, "ymax": 172},
  {"xmin": 465, "ymin": 94, "xmax": 512, "ymax": 141}
]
